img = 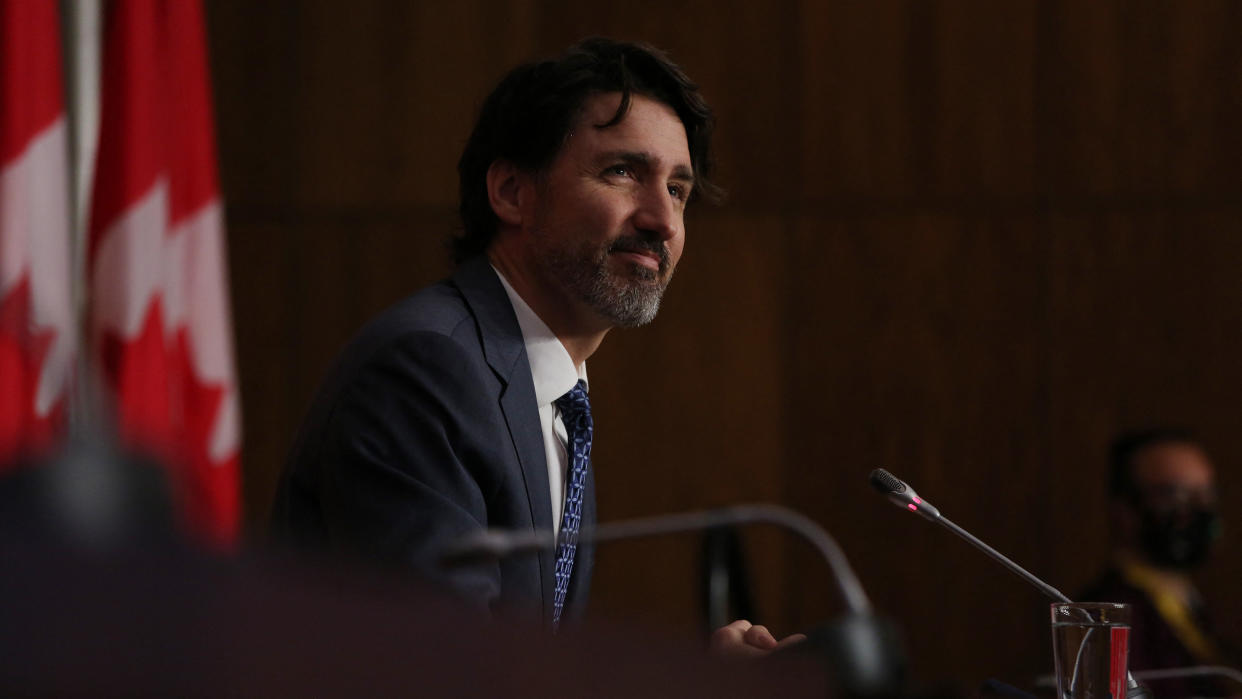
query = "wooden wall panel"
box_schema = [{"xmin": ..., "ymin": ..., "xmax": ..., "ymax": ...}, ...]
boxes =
[
  {"xmin": 1038, "ymin": 2, "xmax": 1126, "ymax": 195},
  {"xmin": 205, "ymin": 0, "xmax": 1242, "ymax": 693},
  {"xmin": 782, "ymin": 214, "xmax": 1052, "ymax": 685},
  {"xmin": 1162, "ymin": 2, "xmax": 1242, "ymax": 194},
  {"xmin": 227, "ymin": 222, "xmax": 303, "ymax": 525},
  {"xmin": 210, "ymin": 0, "xmax": 542, "ymax": 212},
  {"xmin": 926, "ymin": 1, "xmax": 1038, "ymax": 197},
  {"xmin": 798, "ymin": 1, "xmax": 916, "ymax": 199}
]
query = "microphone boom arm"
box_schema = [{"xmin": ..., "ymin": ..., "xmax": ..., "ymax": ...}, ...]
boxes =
[
  {"xmin": 934, "ymin": 515, "xmax": 1071, "ymax": 603},
  {"xmin": 445, "ymin": 504, "xmax": 873, "ymax": 615}
]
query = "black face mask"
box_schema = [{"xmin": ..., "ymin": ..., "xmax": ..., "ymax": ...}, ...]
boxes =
[{"xmin": 1138, "ymin": 507, "xmax": 1223, "ymax": 569}]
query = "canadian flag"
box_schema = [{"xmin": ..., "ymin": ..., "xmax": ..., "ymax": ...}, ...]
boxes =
[
  {"xmin": 0, "ymin": 0, "xmax": 76, "ymax": 468},
  {"xmin": 88, "ymin": 0, "xmax": 240, "ymax": 546}
]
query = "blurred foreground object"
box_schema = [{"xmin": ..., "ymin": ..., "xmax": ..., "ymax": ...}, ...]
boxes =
[
  {"xmin": 0, "ymin": 433, "xmax": 175, "ymax": 550},
  {"xmin": 0, "ymin": 446, "xmax": 831, "ymax": 697}
]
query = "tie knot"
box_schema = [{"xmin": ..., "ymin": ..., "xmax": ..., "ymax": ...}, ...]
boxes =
[{"xmin": 554, "ymin": 379, "xmax": 591, "ymax": 422}]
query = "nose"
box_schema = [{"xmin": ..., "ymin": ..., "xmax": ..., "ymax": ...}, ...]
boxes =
[{"xmin": 632, "ymin": 182, "xmax": 681, "ymax": 241}]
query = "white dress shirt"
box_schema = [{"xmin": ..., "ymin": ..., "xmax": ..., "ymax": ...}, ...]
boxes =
[{"xmin": 493, "ymin": 268, "xmax": 588, "ymax": 536}]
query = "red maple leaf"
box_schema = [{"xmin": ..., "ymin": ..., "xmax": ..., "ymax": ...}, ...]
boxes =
[
  {"xmin": 172, "ymin": 325, "xmax": 238, "ymax": 548},
  {"xmin": 99, "ymin": 296, "xmax": 174, "ymax": 458},
  {"xmin": 98, "ymin": 298, "xmax": 238, "ymax": 548}
]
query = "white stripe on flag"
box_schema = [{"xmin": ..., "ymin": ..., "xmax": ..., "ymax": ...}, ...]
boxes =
[
  {"xmin": 90, "ymin": 182, "xmax": 239, "ymax": 463},
  {"xmin": 89, "ymin": 177, "xmax": 168, "ymax": 340},
  {"xmin": 0, "ymin": 117, "xmax": 75, "ymax": 416},
  {"xmin": 168, "ymin": 199, "xmax": 239, "ymax": 462}
]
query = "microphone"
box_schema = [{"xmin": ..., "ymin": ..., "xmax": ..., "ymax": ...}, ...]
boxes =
[
  {"xmin": 444, "ymin": 503, "xmax": 905, "ymax": 697},
  {"xmin": 868, "ymin": 468, "xmax": 1151, "ymax": 699},
  {"xmin": 868, "ymin": 467, "xmax": 941, "ymax": 519},
  {"xmin": 868, "ymin": 468, "xmax": 1069, "ymax": 602}
]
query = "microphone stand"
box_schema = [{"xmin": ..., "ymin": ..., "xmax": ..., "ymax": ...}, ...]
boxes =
[
  {"xmin": 933, "ymin": 516, "xmax": 1071, "ymax": 603},
  {"xmin": 446, "ymin": 504, "xmax": 871, "ymax": 613},
  {"xmin": 444, "ymin": 503, "xmax": 906, "ymax": 698}
]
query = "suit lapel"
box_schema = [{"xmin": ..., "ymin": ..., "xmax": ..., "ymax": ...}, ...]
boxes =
[
  {"xmin": 453, "ymin": 258, "xmax": 556, "ymax": 621},
  {"xmin": 499, "ymin": 374, "xmax": 555, "ymax": 621}
]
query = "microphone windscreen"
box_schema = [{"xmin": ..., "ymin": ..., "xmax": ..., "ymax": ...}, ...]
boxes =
[{"xmin": 868, "ymin": 469, "xmax": 905, "ymax": 495}]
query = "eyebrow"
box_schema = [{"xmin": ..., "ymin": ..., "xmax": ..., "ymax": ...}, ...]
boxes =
[{"xmin": 602, "ymin": 150, "xmax": 696, "ymax": 188}]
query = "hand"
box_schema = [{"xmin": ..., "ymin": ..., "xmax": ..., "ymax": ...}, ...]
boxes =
[{"xmin": 708, "ymin": 619, "xmax": 807, "ymax": 659}]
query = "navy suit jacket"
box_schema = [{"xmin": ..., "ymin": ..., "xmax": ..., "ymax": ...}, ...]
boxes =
[{"xmin": 271, "ymin": 257, "xmax": 595, "ymax": 625}]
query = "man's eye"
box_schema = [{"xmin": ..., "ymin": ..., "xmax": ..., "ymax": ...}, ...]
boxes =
[
  {"xmin": 605, "ymin": 165, "xmax": 629, "ymax": 177},
  {"xmin": 668, "ymin": 184, "xmax": 687, "ymax": 200}
]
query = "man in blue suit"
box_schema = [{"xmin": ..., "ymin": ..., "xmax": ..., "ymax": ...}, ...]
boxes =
[{"xmin": 271, "ymin": 39, "xmax": 719, "ymax": 630}]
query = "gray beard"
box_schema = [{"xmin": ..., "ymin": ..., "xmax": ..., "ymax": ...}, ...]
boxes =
[{"xmin": 542, "ymin": 243, "xmax": 670, "ymax": 328}]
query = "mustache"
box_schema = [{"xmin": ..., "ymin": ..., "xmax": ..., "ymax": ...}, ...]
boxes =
[{"xmin": 608, "ymin": 235, "xmax": 670, "ymax": 271}]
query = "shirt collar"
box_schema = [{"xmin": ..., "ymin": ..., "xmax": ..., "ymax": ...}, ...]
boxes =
[{"xmin": 492, "ymin": 266, "xmax": 588, "ymax": 406}]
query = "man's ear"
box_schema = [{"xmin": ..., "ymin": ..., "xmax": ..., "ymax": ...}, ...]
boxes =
[{"xmin": 486, "ymin": 159, "xmax": 529, "ymax": 227}]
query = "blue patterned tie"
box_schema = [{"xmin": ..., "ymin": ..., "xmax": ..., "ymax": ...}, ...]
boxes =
[{"xmin": 552, "ymin": 379, "xmax": 592, "ymax": 630}]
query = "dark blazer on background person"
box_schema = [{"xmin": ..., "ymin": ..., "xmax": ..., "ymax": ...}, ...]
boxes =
[{"xmin": 270, "ymin": 255, "xmax": 595, "ymax": 625}]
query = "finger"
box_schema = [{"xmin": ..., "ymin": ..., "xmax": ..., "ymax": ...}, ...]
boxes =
[
  {"xmin": 708, "ymin": 619, "xmax": 753, "ymax": 651},
  {"xmin": 773, "ymin": 633, "xmax": 808, "ymax": 649},
  {"xmin": 742, "ymin": 624, "xmax": 779, "ymax": 650}
]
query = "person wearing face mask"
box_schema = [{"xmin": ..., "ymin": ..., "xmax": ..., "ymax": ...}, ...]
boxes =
[{"xmin": 1080, "ymin": 428, "xmax": 1238, "ymax": 698}]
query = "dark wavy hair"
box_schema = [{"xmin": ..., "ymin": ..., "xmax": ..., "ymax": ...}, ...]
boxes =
[{"xmin": 452, "ymin": 38, "xmax": 721, "ymax": 264}]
